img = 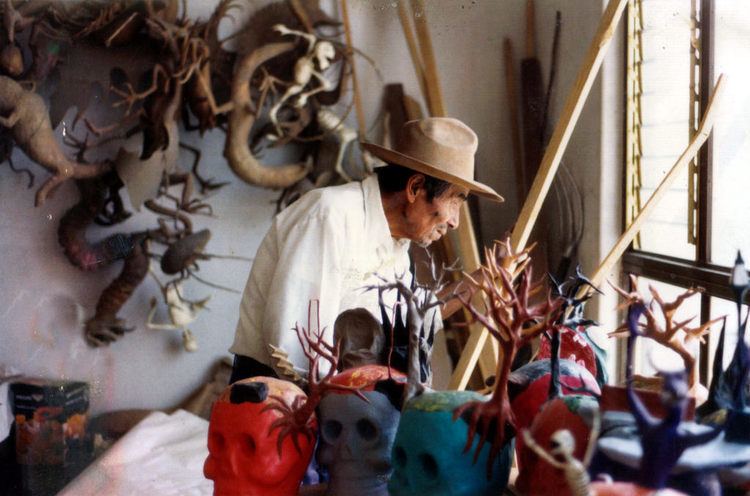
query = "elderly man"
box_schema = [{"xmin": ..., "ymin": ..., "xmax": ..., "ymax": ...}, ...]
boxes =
[{"xmin": 229, "ymin": 117, "xmax": 504, "ymax": 382}]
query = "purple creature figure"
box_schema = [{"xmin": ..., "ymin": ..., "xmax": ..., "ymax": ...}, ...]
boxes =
[{"xmin": 624, "ymin": 303, "xmax": 723, "ymax": 490}]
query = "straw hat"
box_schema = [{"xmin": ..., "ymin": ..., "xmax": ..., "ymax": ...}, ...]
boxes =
[{"xmin": 361, "ymin": 117, "xmax": 504, "ymax": 202}]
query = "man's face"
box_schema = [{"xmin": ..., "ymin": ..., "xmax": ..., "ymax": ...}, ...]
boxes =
[{"xmin": 404, "ymin": 181, "xmax": 468, "ymax": 247}]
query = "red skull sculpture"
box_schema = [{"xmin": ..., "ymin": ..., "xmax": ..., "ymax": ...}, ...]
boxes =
[{"xmin": 204, "ymin": 376, "xmax": 316, "ymax": 496}]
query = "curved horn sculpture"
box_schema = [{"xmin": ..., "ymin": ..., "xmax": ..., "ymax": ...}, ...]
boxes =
[{"xmin": 225, "ymin": 41, "xmax": 312, "ymax": 189}]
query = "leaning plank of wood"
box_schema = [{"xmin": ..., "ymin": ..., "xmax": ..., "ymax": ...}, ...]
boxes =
[
  {"xmin": 410, "ymin": 0, "xmax": 446, "ymax": 117},
  {"xmin": 504, "ymin": 38, "xmax": 526, "ymax": 205},
  {"xmin": 449, "ymin": 0, "xmax": 629, "ymax": 391},
  {"xmin": 340, "ymin": 0, "xmax": 367, "ymax": 139},
  {"xmin": 397, "ymin": 1, "xmax": 428, "ymax": 109}
]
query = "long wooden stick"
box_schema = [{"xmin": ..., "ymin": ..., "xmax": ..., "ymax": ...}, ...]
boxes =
[
  {"xmin": 450, "ymin": 0, "xmax": 629, "ymax": 391},
  {"xmin": 504, "ymin": 38, "xmax": 525, "ymax": 206},
  {"xmin": 340, "ymin": 0, "xmax": 367, "ymax": 139},
  {"xmin": 410, "ymin": 0, "xmax": 446, "ymax": 117},
  {"xmin": 510, "ymin": 0, "xmax": 628, "ymax": 252},
  {"xmin": 397, "ymin": 1, "xmax": 428, "ymax": 107},
  {"xmin": 451, "ymin": 75, "xmax": 724, "ymax": 391}
]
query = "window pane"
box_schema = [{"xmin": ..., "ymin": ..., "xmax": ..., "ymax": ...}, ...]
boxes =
[
  {"xmin": 633, "ymin": 0, "xmax": 694, "ymax": 259},
  {"xmin": 631, "ymin": 277, "xmax": 702, "ymax": 378},
  {"xmin": 710, "ymin": 4, "xmax": 750, "ymax": 266}
]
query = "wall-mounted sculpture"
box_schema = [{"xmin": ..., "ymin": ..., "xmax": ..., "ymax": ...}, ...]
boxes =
[{"xmin": 0, "ymin": 0, "xmax": 366, "ymax": 349}]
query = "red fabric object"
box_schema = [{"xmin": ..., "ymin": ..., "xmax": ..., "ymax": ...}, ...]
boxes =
[
  {"xmin": 204, "ymin": 377, "xmax": 316, "ymax": 496},
  {"xmin": 537, "ymin": 327, "xmax": 598, "ymax": 379}
]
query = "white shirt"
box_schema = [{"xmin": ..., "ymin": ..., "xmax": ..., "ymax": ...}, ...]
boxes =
[{"xmin": 230, "ymin": 175, "xmax": 421, "ymax": 375}]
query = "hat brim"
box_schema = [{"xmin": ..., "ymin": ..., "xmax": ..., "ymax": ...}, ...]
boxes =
[{"xmin": 362, "ymin": 142, "xmax": 504, "ymax": 203}]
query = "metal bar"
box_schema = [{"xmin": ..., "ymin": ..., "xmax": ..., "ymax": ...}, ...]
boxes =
[
  {"xmin": 698, "ymin": 0, "xmax": 714, "ymax": 265},
  {"xmin": 622, "ymin": 250, "xmax": 746, "ymax": 303}
]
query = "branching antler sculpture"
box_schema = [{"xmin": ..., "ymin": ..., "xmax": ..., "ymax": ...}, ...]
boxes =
[
  {"xmin": 453, "ymin": 238, "xmax": 564, "ymax": 476},
  {"xmin": 263, "ymin": 300, "xmax": 366, "ymax": 455},
  {"xmin": 609, "ymin": 274, "xmax": 722, "ymax": 390}
]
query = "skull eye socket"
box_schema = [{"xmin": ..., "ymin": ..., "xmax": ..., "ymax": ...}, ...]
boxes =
[
  {"xmin": 419, "ymin": 453, "xmax": 438, "ymax": 479},
  {"xmin": 356, "ymin": 418, "xmax": 378, "ymax": 441},
  {"xmin": 394, "ymin": 446, "xmax": 407, "ymax": 468},
  {"xmin": 322, "ymin": 420, "xmax": 343, "ymax": 442}
]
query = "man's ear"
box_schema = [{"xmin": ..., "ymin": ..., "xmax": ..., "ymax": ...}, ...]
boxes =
[{"xmin": 405, "ymin": 174, "xmax": 426, "ymax": 203}]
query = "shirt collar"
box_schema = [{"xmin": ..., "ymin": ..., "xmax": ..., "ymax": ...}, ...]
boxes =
[{"xmin": 362, "ymin": 174, "xmax": 411, "ymax": 252}]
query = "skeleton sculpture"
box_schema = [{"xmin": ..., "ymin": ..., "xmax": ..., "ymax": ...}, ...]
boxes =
[
  {"xmin": 522, "ymin": 416, "xmax": 600, "ymax": 496},
  {"xmin": 146, "ymin": 278, "xmax": 209, "ymax": 352},
  {"xmin": 523, "ymin": 420, "xmax": 687, "ymax": 496},
  {"xmin": 268, "ymin": 24, "xmax": 335, "ymax": 139},
  {"xmin": 203, "ymin": 377, "xmax": 316, "ymax": 496}
]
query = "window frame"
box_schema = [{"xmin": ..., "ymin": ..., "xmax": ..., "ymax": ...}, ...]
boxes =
[{"xmin": 623, "ymin": 0, "xmax": 721, "ymax": 384}]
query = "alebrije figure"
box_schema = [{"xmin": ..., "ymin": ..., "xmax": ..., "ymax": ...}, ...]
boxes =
[
  {"xmin": 698, "ymin": 251, "xmax": 750, "ymax": 421},
  {"xmin": 316, "ymin": 365, "xmax": 405, "ymax": 496},
  {"xmin": 609, "ymin": 275, "xmax": 722, "ymax": 399},
  {"xmin": 513, "ymin": 270, "xmax": 602, "ymax": 496},
  {"xmin": 204, "ymin": 377, "xmax": 316, "ymax": 496},
  {"xmin": 625, "ymin": 303, "xmax": 723, "ymax": 490},
  {"xmin": 263, "ymin": 301, "xmax": 367, "ymax": 448},
  {"xmin": 388, "ymin": 391, "xmax": 513, "ymax": 496},
  {"xmin": 454, "ymin": 239, "xmax": 564, "ymax": 475},
  {"xmin": 368, "ymin": 253, "xmax": 448, "ymax": 406},
  {"xmin": 521, "ymin": 419, "xmax": 599, "ymax": 496}
]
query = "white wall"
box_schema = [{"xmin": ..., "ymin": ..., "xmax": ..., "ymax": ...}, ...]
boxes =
[{"xmin": 0, "ymin": 0, "xmax": 623, "ymax": 414}]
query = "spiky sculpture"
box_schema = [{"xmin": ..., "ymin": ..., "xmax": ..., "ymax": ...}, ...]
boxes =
[
  {"xmin": 263, "ymin": 300, "xmax": 366, "ymax": 454},
  {"xmin": 609, "ymin": 274, "xmax": 722, "ymax": 391}
]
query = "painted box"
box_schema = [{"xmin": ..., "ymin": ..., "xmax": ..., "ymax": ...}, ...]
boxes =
[{"xmin": 9, "ymin": 378, "xmax": 89, "ymax": 466}]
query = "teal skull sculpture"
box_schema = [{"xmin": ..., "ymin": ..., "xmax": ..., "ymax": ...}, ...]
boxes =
[{"xmin": 388, "ymin": 391, "xmax": 513, "ymax": 496}]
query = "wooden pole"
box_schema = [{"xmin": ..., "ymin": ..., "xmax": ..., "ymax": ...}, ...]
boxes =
[
  {"xmin": 504, "ymin": 38, "xmax": 526, "ymax": 206},
  {"xmin": 510, "ymin": 0, "xmax": 628, "ymax": 252},
  {"xmin": 397, "ymin": 1, "xmax": 428, "ymax": 107},
  {"xmin": 340, "ymin": 0, "xmax": 367, "ymax": 139},
  {"xmin": 410, "ymin": 0, "xmax": 446, "ymax": 117},
  {"xmin": 450, "ymin": 0, "xmax": 629, "ymax": 391},
  {"xmin": 450, "ymin": 75, "xmax": 724, "ymax": 391}
]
